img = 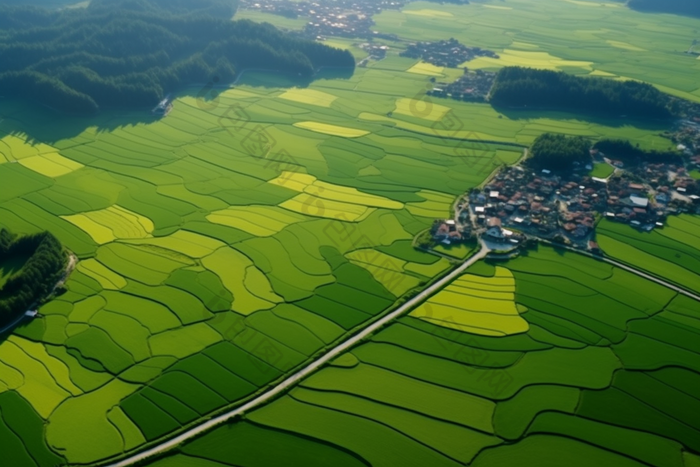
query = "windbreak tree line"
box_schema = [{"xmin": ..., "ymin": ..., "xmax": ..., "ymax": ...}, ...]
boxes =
[
  {"xmin": 490, "ymin": 67, "xmax": 673, "ymax": 119},
  {"xmin": 0, "ymin": 229, "xmax": 66, "ymax": 329},
  {"xmin": 0, "ymin": 0, "xmax": 355, "ymax": 114}
]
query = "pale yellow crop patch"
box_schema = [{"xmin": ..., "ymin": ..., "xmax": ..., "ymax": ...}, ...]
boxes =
[
  {"xmin": 0, "ymin": 337, "xmax": 74, "ymax": 418},
  {"xmin": 294, "ymin": 121, "xmax": 369, "ymax": 138},
  {"xmin": 207, "ymin": 205, "xmax": 307, "ymax": 237},
  {"xmin": 280, "ymin": 193, "xmax": 376, "ymax": 222},
  {"xmin": 394, "ymin": 97, "xmax": 451, "ymax": 122},
  {"xmin": 467, "ymin": 49, "xmax": 593, "ymax": 72},
  {"xmin": 17, "ymin": 152, "xmax": 84, "ymax": 178},
  {"xmin": 406, "ymin": 190, "xmax": 454, "ymax": 218},
  {"xmin": 407, "ymin": 61, "xmax": 445, "ymax": 76},
  {"xmin": 62, "ymin": 205, "xmax": 154, "ymax": 244},
  {"xmin": 0, "ymin": 134, "xmax": 57, "ymax": 161},
  {"xmin": 269, "ymin": 171, "xmax": 403, "ymax": 210},
  {"xmin": 77, "ymin": 259, "xmax": 127, "ymax": 290},
  {"xmin": 411, "ymin": 267, "xmax": 529, "ymax": 336},
  {"xmin": 124, "ymin": 230, "xmax": 225, "ymax": 258},
  {"xmin": 279, "ymin": 88, "xmax": 337, "ymax": 107}
]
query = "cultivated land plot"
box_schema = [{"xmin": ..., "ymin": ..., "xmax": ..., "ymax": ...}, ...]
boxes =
[
  {"xmin": 597, "ymin": 216, "xmax": 700, "ymax": 294},
  {"xmin": 0, "ymin": 73, "xmax": 508, "ymax": 463},
  {"xmin": 1, "ymin": 0, "xmax": 698, "ymax": 463},
  {"xmin": 165, "ymin": 247, "xmax": 700, "ymax": 466}
]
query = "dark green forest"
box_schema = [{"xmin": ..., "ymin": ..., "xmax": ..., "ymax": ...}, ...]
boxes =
[
  {"xmin": 626, "ymin": 0, "xmax": 700, "ymax": 18},
  {"xmin": 490, "ymin": 67, "xmax": 673, "ymax": 119},
  {"xmin": 0, "ymin": 0, "xmax": 355, "ymax": 114},
  {"xmin": 529, "ymin": 133, "xmax": 592, "ymax": 171},
  {"xmin": 593, "ymin": 139, "xmax": 684, "ymax": 164},
  {"xmin": 0, "ymin": 230, "xmax": 66, "ymax": 329}
]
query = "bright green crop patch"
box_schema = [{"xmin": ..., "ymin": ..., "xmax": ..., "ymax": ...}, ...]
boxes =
[{"xmin": 598, "ymin": 216, "xmax": 700, "ymax": 294}]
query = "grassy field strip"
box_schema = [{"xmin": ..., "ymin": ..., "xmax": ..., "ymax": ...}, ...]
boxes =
[{"xmin": 104, "ymin": 244, "xmax": 490, "ymax": 467}]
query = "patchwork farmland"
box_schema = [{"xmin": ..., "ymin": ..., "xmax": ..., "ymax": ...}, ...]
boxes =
[
  {"xmin": 144, "ymin": 246, "xmax": 700, "ymax": 467},
  {"xmin": 1, "ymin": 0, "xmax": 699, "ymax": 466}
]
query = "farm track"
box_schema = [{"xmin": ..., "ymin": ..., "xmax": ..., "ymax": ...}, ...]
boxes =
[{"xmin": 104, "ymin": 243, "xmax": 492, "ymax": 467}]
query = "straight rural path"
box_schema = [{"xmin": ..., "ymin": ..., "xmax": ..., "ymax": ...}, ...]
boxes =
[
  {"xmin": 539, "ymin": 239, "xmax": 700, "ymax": 302},
  {"xmin": 106, "ymin": 243, "xmax": 492, "ymax": 467}
]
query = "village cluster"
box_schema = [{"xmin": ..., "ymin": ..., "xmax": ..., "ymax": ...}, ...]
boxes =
[
  {"xmin": 400, "ymin": 39, "xmax": 499, "ymax": 68},
  {"xmin": 240, "ymin": 0, "xmax": 404, "ymax": 39},
  {"xmin": 431, "ymin": 153, "xmax": 700, "ymax": 253},
  {"xmin": 427, "ymin": 69, "xmax": 496, "ymax": 103},
  {"xmin": 669, "ymin": 119, "xmax": 700, "ymax": 155}
]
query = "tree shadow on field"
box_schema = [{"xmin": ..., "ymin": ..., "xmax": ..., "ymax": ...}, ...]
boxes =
[
  {"xmin": 491, "ymin": 104, "xmax": 673, "ymax": 132},
  {"xmin": 0, "ymin": 67, "xmax": 355, "ymax": 145},
  {"xmin": 234, "ymin": 66, "xmax": 353, "ymax": 89},
  {"xmin": 551, "ymin": 243, "xmax": 568, "ymax": 256}
]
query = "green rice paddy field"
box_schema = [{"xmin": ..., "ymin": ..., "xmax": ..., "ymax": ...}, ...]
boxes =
[
  {"xmin": 0, "ymin": 0, "xmax": 698, "ymax": 465},
  {"xmin": 146, "ymin": 246, "xmax": 700, "ymax": 467},
  {"xmin": 598, "ymin": 216, "xmax": 700, "ymax": 294}
]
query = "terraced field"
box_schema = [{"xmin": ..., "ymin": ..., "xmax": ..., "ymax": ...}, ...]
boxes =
[
  {"xmin": 597, "ymin": 216, "xmax": 700, "ymax": 294},
  {"xmin": 147, "ymin": 246, "xmax": 700, "ymax": 467}
]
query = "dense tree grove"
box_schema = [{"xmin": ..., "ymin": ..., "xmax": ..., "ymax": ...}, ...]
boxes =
[
  {"xmin": 529, "ymin": 133, "xmax": 592, "ymax": 171},
  {"xmin": 593, "ymin": 139, "xmax": 684, "ymax": 164},
  {"xmin": 0, "ymin": 0, "xmax": 355, "ymax": 114},
  {"xmin": 0, "ymin": 230, "xmax": 66, "ymax": 329},
  {"xmin": 490, "ymin": 67, "xmax": 673, "ymax": 119},
  {"xmin": 627, "ymin": 0, "xmax": 700, "ymax": 18}
]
